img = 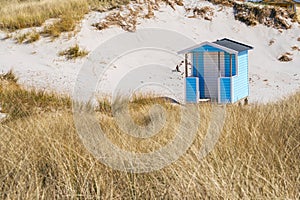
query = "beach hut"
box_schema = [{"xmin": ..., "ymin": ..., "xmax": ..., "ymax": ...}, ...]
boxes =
[{"xmin": 178, "ymin": 38, "xmax": 253, "ymax": 104}]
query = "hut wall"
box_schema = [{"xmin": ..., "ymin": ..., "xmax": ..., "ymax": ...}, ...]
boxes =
[{"xmin": 232, "ymin": 50, "xmax": 249, "ymax": 102}]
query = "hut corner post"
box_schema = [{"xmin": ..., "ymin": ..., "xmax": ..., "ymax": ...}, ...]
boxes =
[
  {"xmin": 185, "ymin": 54, "xmax": 188, "ymax": 77},
  {"xmin": 230, "ymin": 54, "xmax": 233, "ymax": 103},
  {"xmin": 218, "ymin": 52, "xmax": 221, "ymax": 77},
  {"xmin": 230, "ymin": 54, "xmax": 232, "ymax": 77}
]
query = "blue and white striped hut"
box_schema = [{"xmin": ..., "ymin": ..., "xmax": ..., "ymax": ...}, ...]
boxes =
[{"xmin": 178, "ymin": 38, "xmax": 253, "ymax": 104}]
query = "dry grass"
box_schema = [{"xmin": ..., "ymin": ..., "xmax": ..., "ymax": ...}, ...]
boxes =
[
  {"xmin": 0, "ymin": 72, "xmax": 299, "ymax": 199},
  {"xmin": 14, "ymin": 32, "xmax": 30, "ymax": 44},
  {"xmin": 187, "ymin": 6, "xmax": 214, "ymax": 21},
  {"xmin": 291, "ymin": 45, "xmax": 300, "ymax": 51},
  {"xmin": 0, "ymin": 0, "xmax": 130, "ymax": 37},
  {"xmin": 278, "ymin": 52, "xmax": 293, "ymax": 62},
  {"xmin": 93, "ymin": 0, "xmax": 184, "ymax": 31},
  {"xmin": 0, "ymin": 0, "xmax": 184, "ymax": 37},
  {"xmin": 14, "ymin": 30, "xmax": 40, "ymax": 44},
  {"xmin": 26, "ymin": 31, "xmax": 40, "ymax": 43},
  {"xmin": 0, "ymin": 70, "xmax": 18, "ymax": 83},
  {"xmin": 269, "ymin": 39, "xmax": 275, "ymax": 46},
  {"xmin": 59, "ymin": 44, "xmax": 89, "ymax": 59},
  {"xmin": 233, "ymin": 2, "xmax": 294, "ymax": 29},
  {"xmin": 208, "ymin": 0, "xmax": 296, "ymax": 29},
  {"xmin": 0, "ymin": 0, "xmax": 88, "ymax": 30},
  {"xmin": 0, "ymin": 71, "xmax": 71, "ymax": 120}
]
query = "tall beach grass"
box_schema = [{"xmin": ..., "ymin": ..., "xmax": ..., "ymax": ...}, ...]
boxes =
[{"xmin": 0, "ymin": 71, "xmax": 299, "ymax": 199}]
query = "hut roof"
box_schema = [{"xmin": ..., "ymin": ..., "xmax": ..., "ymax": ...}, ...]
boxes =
[
  {"xmin": 213, "ymin": 38, "xmax": 253, "ymax": 52},
  {"xmin": 178, "ymin": 38, "xmax": 253, "ymax": 54}
]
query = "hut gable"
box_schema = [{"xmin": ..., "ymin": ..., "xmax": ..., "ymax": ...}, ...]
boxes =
[{"xmin": 178, "ymin": 42, "xmax": 238, "ymax": 54}]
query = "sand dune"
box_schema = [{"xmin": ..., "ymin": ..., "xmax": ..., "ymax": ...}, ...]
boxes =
[{"xmin": 0, "ymin": 0, "xmax": 299, "ymax": 104}]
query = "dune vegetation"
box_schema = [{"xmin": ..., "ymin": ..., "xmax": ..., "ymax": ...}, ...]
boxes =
[
  {"xmin": 0, "ymin": 0, "xmax": 130, "ymax": 37},
  {"xmin": 0, "ymin": 0, "xmax": 88, "ymax": 30},
  {"xmin": 0, "ymin": 71, "xmax": 299, "ymax": 199},
  {"xmin": 0, "ymin": 0, "xmax": 186, "ymax": 38},
  {"xmin": 59, "ymin": 44, "xmax": 89, "ymax": 60}
]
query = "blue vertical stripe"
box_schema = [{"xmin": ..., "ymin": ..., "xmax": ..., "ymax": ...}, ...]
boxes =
[
  {"xmin": 219, "ymin": 78, "xmax": 231, "ymax": 103},
  {"xmin": 186, "ymin": 77, "xmax": 199, "ymax": 103},
  {"xmin": 198, "ymin": 52, "xmax": 205, "ymax": 99}
]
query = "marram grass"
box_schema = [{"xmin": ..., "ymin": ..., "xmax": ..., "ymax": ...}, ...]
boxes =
[
  {"xmin": 0, "ymin": 0, "xmax": 130, "ymax": 37},
  {"xmin": 0, "ymin": 71, "xmax": 299, "ymax": 199}
]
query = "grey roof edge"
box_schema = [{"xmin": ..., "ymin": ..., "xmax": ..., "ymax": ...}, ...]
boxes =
[
  {"xmin": 214, "ymin": 38, "xmax": 254, "ymax": 51},
  {"xmin": 177, "ymin": 41, "xmax": 238, "ymax": 54}
]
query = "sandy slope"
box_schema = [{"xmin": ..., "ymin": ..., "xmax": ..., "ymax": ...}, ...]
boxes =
[{"xmin": 0, "ymin": 0, "xmax": 299, "ymax": 104}]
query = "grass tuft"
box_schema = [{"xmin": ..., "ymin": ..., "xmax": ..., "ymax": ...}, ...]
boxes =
[
  {"xmin": 0, "ymin": 70, "xmax": 18, "ymax": 83},
  {"xmin": 14, "ymin": 30, "xmax": 40, "ymax": 44},
  {"xmin": 26, "ymin": 31, "xmax": 40, "ymax": 43},
  {"xmin": 59, "ymin": 44, "xmax": 89, "ymax": 59},
  {"xmin": 15, "ymin": 32, "xmax": 30, "ymax": 44}
]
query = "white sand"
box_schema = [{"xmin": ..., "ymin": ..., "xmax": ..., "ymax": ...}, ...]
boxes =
[{"xmin": 0, "ymin": 0, "xmax": 299, "ymax": 104}]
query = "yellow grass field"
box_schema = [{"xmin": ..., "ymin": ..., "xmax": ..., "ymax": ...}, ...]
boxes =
[
  {"xmin": 0, "ymin": 0, "xmax": 87, "ymax": 30},
  {"xmin": 0, "ymin": 0, "xmax": 129, "ymax": 37},
  {"xmin": 0, "ymin": 72, "xmax": 299, "ymax": 199}
]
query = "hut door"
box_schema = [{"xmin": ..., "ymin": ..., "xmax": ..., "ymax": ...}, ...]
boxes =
[{"xmin": 203, "ymin": 52, "xmax": 219, "ymax": 99}]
